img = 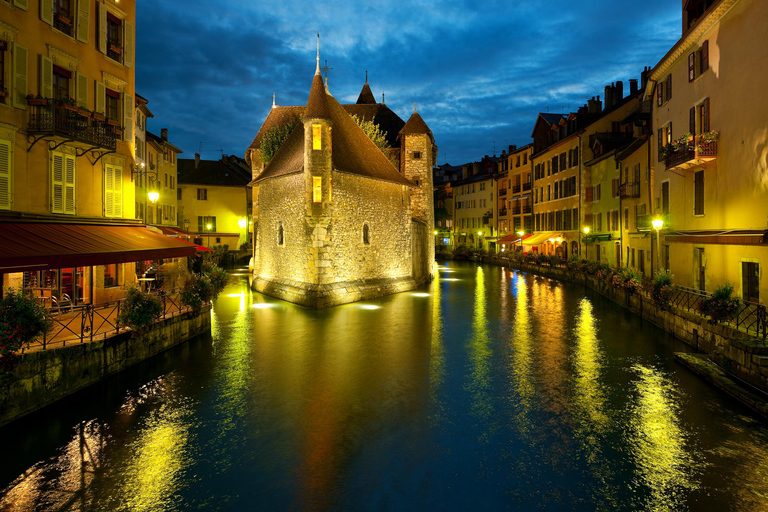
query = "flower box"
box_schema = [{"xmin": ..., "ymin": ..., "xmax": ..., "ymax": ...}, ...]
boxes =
[
  {"xmin": 60, "ymin": 102, "xmax": 78, "ymax": 112},
  {"xmin": 77, "ymin": 108, "xmax": 91, "ymax": 117},
  {"xmin": 0, "ymin": 91, "xmax": 6, "ymax": 99},
  {"xmin": 27, "ymin": 97, "xmax": 48, "ymax": 106},
  {"xmin": 55, "ymin": 13, "xmax": 72, "ymax": 26},
  {"xmin": 108, "ymin": 43, "xmax": 122, "ymax": 55},
  {"xmin": 91, "ymin": 112, "xmax": 106, "ymax": 122},
  {"xmin": 106, "ymin": 118, "xmax": 120, "ymax": 127}
]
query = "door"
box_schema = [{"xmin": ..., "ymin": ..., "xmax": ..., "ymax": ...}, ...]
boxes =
[
  {"xmin": 615, "ymin": 242, "xmax": 621, "ymax": 267},
  {"xmin": 742, "ymin": 262, "xmax": 759, "ymax": 303},
  {"xmin": 695, "ymin": 248, "xmax": 705, "ymax": 291}
]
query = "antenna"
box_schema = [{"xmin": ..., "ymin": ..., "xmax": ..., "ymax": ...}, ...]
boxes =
[{"xmin": 198, "ymin": 141, "xmax": 203, "ymax": 155}]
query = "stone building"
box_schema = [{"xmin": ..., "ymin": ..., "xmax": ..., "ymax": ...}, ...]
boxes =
[{"xmin": 247, "ymin": 58, "xmax": 436, "ymax": 307}]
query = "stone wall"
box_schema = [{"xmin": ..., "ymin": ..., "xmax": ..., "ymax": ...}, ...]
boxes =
[
  {"xmin": 411, "ymin": 219, "xmax": 431, "ymax": 284},
  {"xmin": 0, "ymin": 308, "xmax": 211, "ymax": 427},
  {"xmin": 483, "ymin": 255, "xmax": 768, "ymax": 394}
]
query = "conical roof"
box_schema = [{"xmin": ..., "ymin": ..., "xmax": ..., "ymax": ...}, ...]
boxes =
[
  {"xmin": 399, "ymin": 111, "xmax": 434, "ymax": 142},
  {"xmin": 305, "ymin": 71, "xmax": 331, "ymax": 120},
  {"xmin": 356, "ymin": 82, "xmax": 377, "ymax": 104}
]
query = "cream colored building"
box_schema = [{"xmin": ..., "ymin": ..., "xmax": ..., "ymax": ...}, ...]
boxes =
[
  {"xmin": 453, "ymin": 162, "xmax": 496, "ymax": 251},
  {"xmin": 647, "ymin": 0, "xmax": 768, "ymax": 302}
]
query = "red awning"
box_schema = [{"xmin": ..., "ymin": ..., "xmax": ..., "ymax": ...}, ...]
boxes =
[
  {"xmin": 154, "ymin": 225, "xmax": 189, "ymax": 238},
  {"xmin": 179, "ymin": 239, "xmax": 214, "ymax": 252},
  {"xmin": 0, "ymin": 222, "xmax": 197, "ymax": 273}
]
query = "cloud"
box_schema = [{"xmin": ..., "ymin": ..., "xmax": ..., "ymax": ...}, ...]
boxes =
[{"xmin": 137, "ymin": 0, "xmax": 681, "ymax": 164}]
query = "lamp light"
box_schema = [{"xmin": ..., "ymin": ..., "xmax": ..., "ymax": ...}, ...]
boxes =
[
  {"xmin": 147, "ymin": 191, "xmax": 159, "ymax": 203},
  {"xmin": 238, "ymin": 218, "xmax": 247, "ymax": 229},
  {"xmin": 555, "ymin": 237, "xmax": 563, "ymax": 243},
  {"xmin": 583, "ymin": 227, "xmax": 590, "ymax": 234},
  {"xmin": 652, "ymin": 218, "xmax": 664, "ymax": 230}
]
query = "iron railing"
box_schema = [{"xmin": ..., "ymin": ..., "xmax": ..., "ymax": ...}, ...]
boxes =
[
  {"xmin": 27, "ymin": 102, "xmax": 120, "ymax": 150},
  {"xmin": 522, "ymin": 182, "xmax": 532, "ymax": 191},
  {"xmin": 665, "ymin": 136, "xmax": 718, "ymax": 170},
  {"xmin": 619, "ymin": 181, "xmax": 641, "ymax": 198},
  {"xmin": 24, "ymin": 287, "xmax": 190, "ymax": 351}
]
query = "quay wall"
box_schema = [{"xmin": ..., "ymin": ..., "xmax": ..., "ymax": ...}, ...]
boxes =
[{"xmin": 0, "ymin": 308, "xmax": 211, "ymax": 427}]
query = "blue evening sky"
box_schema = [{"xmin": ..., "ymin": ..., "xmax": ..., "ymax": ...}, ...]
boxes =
[{"xmin": 136, "ymin": 0, "xmax": 681, "ymax": 166}]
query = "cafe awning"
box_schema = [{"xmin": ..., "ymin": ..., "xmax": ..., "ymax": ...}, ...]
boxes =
[
  {"xmin": 522, "ymin": 232, "xmax": 563, "ymax": 246},
  {"xmin": 0, "ymin": 222, "xmax": 197, "ymax": 273}
]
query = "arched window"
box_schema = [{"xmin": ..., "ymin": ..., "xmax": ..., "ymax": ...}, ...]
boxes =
[
  {"xmin": 277, "ymin": 221, "xmax": 284, "ymax": 246},
  {"xmin": 362, "ymin": 223, "xmax": 370, "ymax": 245}
]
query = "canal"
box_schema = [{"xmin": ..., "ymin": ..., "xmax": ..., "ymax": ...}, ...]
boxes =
[{"xmin": 1, "ymin": 261, "xmax": 767, "ymax": 511}]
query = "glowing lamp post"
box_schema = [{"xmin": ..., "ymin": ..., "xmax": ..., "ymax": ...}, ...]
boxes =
[
  {"xmin": 582, "ymin": 227, "xmax": 590, "ymax": 259},
  {"xmin": 147, "ymin": 190, "xmax": 159, "ymax": 204},
  {"xmin": 477, "ymin": 231, "xmax": 482, "ymax": 251},
  {"xmin": 652, "ymin": 218, "xmax": 664, "ymax": 272},
  {"xmin": 207, "ymin": 223, "xmax": 212, "ymax": 247},
  {"xmin": 183, "ymin": 218, "xmax": 190, "ymax": 240},
  {"xmin": 517, "ymin": 230, "xmax": 524, "ymax": 253}
]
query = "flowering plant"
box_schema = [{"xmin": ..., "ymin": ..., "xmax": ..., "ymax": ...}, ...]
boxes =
[
  {"xmin": 0, "ymin": 289, "xmax": 52, "ymax": 372},
  {"xmin": 651, "ymin": 270, "xmax": 675, "ymax": 310},
  {"xmin": 698, "ymin": 283, "xmax": 739, "ymax": 324}
]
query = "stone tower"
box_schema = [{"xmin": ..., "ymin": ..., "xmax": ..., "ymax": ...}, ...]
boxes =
[
  {"xmin": 399, "ymin": 110, "xmax": 437, "ymax": 275},
  {"xmin": 303, "ymin": 60, "xmax": 335, "ymax": 285}
]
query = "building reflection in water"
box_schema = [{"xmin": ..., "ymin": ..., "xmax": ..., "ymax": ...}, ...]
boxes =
[
  {"xmin": 467, "ymin": 266, "xmax": 493, "ymax": 431},
  {"xmin": 627, "ymin": 364, "xmax": 699, "ymax": 511}
]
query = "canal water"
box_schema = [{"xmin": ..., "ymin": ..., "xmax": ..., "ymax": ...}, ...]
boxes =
[{"xmin": 1, "ymin": 261, "xmax": 767, "ymax": 511}]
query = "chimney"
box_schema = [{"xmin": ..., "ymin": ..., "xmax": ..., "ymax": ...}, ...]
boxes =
[
  {"xmin": 222, "ymin": 154, "xmax": 229, "ymax": 165},
  {"xmin": 161, "ymin": 128, "xmax": 168, "ymax": 141},
  {"xmin": 629, "ymin": 78, "xmax": 639, "ymax": 94},
  {"xmin": 195, "ymin": 153, "xmax": 200, "ymax": 169},
  {"xmin": 616, "ymin": 81, "xmax": 624, "ymax": 102},
  {"xmin": 588, "ymin": 96, "xmax": 602, "ymax": 114},
  {"xmin": 604, "ymin": 85, "xmax": 612, "ymax": 109}
]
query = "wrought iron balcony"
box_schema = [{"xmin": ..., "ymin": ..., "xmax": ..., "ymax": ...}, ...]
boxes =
[
  {"xmin": 27, "ymin": 101, "xmax": 119, "ymax": 151},
  {"xmin": 499, "ymin": 188, "xmax": 507, "ymax": 197},
  {"xmin": 522, "ymin": 204, "xmax": 532, "ymax": 214},
  {"xmin": 512, "ymin": 205, "xmax": 521, "ymax": 215},
  {"xmin": 522, "ymin": 182, "xmax": 531, "ymax": 191},
  {"xmin": 619, "ymin": 181, "xmax": 641, "ymax": 199},
  {"xmin": 512, "ymin": 185, "xmax": 521, "ymax": 193},
  {"xmin": 665, "ymin": 135, "xmax": 718, "ymax": 171}
]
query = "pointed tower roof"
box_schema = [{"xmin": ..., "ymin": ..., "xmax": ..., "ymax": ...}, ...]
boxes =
[
  {"xmin": 305, "ymin": 36, "xmax": 331, "ymax": 120},
  {"xmin": 399, "ymin": 111, "xmax": 434, "ymax": 142},
  {"xmin": 356, "ymin": 72, "xmax": 377, "ymax": 104}
]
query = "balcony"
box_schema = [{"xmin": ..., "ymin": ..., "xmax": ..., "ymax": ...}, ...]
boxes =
[
  {"xmin": 499, "ymin": 188, "xmax": 507, "ymax": 197},
  {"xmin": 512, "ymin": 205, "xmax": 521, "ymax": 215},
  {"xmin": 522, "ymin": 204, "xmax": 532, "ymax": 214},
  {"xmin": 499, "ymin": 208, "xmax": 507, "ymax": 217},
  {"xmin": 512, "ymin": 185, "xmax": 521, "ymax": 194},
  {"xmin": 522, "ymin": 182, "xmax": 531, "ymax": 191},
  {"xmin": 665, "ymin": 135, "xmax": 718, "ymax": 171},
  {"xmin": 619, "ymin": 181, "xmax": 641, "ymax": 199},
  {"xmin": 27, "ymin": 101, "xmax": 120, "ymax": 152}
]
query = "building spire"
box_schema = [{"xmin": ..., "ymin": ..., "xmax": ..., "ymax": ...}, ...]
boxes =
[
  {"xmin": 365, "ymin": 70, "xmax": 368, "ymax": 83},
  {"xmin": 272, "ymin": 93, "xmax": 276, "ymax": 109},
  {"xmin": 414, "ymin": 102, "xmax": 418, "ymax": 113},
  {"xmin": 315, "ymin": 33, "xmax": 320, "ymax": 75}
]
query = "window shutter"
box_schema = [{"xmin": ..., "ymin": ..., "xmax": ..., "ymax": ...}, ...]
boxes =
[
  {"xmin": 688, "ymin": 52, "xmax": 695, "ymax": 82},
  {"xmin": 585, "ymin": 186, "xmax": 593, "ymax": 203},
  {"xmin": 666, "ymin": 74, "xmax": 672, "ymax": 101},
  {"xmin": 76, "ymin": 72, "xmax": 88, "ymax": 108},
  {"xmin": 40, "ymin": 55, "xmax": 53, "ymax": 99},
  {"xmin": 689, "ymin": 106, "xmax": 696, "ymax": 136},
  {"xmin": 702, "ymin": 98, "xmax": 710, "ymax": 133},
  {"xmin": 123, "ymin": 20, "xmax": 134, "ymax": 68},
  {"xmin": 12, "ymin": 43, "xmax": 28, "ymax": 109},
  {"xmin": 657, "ymin": 128, "xmax": 663, "ymax": 160},
  {"xmin": 657, "ymin": 83, "xmax": 663, "ymax": 106},
  {"xmin": 122, "ymin": 93, "xmax": 133, "ymax": 142},
  {"xmin": 98, "ymin": 2, "xmax": 107, "ymax": 54},
  {"xmin": 13, "ymin": 0, "xmax": 29, "ymax": 10},
  {"xmin": 104, "ymin": 164, "xmax": 114, "ymax": 217},
  {"xmin": 40, "ymin": 0, "xmax": 53, "ymax": 25},
  {"xmin": 694, "ymin": 171, "xmax": 704, "ymax": 215},
  {"xmin": 52, "ymin": 152, "xmax": 64, "ymax": 213},
  {"xmin": 700, "ymin": 40, "xmax": 709, "ymax": 74},
  {"xmin": 95, "ymin": 80, "xmax": 105, "ymax": 114},
  {"xmin": 64, "ymin": 154, "xmax": 76, "ymax": 214},
  {"xmin": 0, "ymin": 139, "xmax": 11, "ymax": 210},
  {"xmin": 76, "ymin": 0, "xmax": 90, "ymax": 43}
]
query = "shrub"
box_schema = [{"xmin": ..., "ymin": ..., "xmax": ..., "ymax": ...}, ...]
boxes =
[
  {"xmin": 181, "ymin": 274, "xmax": 213, "ymax": 315},
  {"xmin": 536, "ymin": 254, "xmax": 549, "ymax": 265},
  {"xmin": 0, "ymin": 289, "xmax": 52, "ymax": 371},
  {"xmin": 205, "ymin": 264, "xmax": 228, "ymax": 298},
  {"xmin": 567, "ymin": 255, "xmax": 580, "ymax": 269},
  {"xmin": 117, "ymin": 287, "xmax": 163, "ymax": 331},
  {"xmin": 549, "ymin": 256, "xmax": 560, "ymax": 266},
  {"xmin": 698, "ymin": 283, "xmax": 739, "ymax": 324},
  {"xmin": 612, "ymin": 267, "xmax": 643, "ymax": 294},
  {"xmin": 651, "ymin": 270, "xmax": 675, "ymax": 310}
]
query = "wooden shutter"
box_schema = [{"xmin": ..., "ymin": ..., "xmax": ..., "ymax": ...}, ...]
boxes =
[
  {"xmin": 700, "ymin": 40, "xmax": 709, "ymax": 74},
  {"xmin": 688, "ymin": 52, "xmax": 695, "ymax": 82},
  {"xmin": 52, "ymin": 152, "xmax": 64, "ymax": 213},
  {"xmin": 689, "ymin": 106, "xmax": 696, "ymax": 136},
  {"xmin": 64, "ymin": 154, "xmax": 75, "ymax": 213},
  {"xmin": 13, "ymin": 0, "xmax": 29, "ymax": 10},
  {"xmin": 666, "ymin": 74, "xmax": 672, "ymax": 101},
  {"xmin": 40, "ymin": 55, "xmax": 53, "ymax": 99},
  {"xmin": 0, "ymin": 139, "xmax": 11, "ymax": 210},
  {"xmin": 104, "ymin": 164, "xmax": 114, "ymax": 217},
  {"xmin": 12, "ymin": 43, "xmax": 28, "ymax": 109},
  {"xmin": 123, "ymin": 20, "xmax": 134, "ymax": 68},
  {"xmin": 98, "ymin": 1, "xmax": 107, "ymax": 54},
  {"xmin": 657, "ymin": 128, "xmax": 663, "ymax": 160},
  {"xmin": 657, "ymin": 83, "xmax": 663, "ymax": 106},
  {"xmin": 95, "ymin": 81, "xmax": 105, "ymax": 114},
  {"xmin": 694, "ymin": 171, "xmax": 704, "ymax": 215},
  {"xmin": 661, "ymin": 182, "xmax": 670, "ymax": 214},
  {"xmin": 585, "ymin": 186, "xmax": 593, "ymax": 203},
  {"xmin": 76, "ymin": 72, "xmax": 88, "ymax": 108},
  {"xmin": 122, "ymin": 92, "xmax": 133, "ymax": 142},
  {"xmin": 40, "ymin": 0, "xmax": 53, "ymax": 25},
  {"xmin": 76, "ymin": 0, "xmax": 90, "ymax": 43},
  {"xmin": 702, "ymin": 98, "xmax": 710, "ymax": 133}
]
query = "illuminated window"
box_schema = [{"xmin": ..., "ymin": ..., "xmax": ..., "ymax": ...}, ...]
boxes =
[
  {"xmin": 313, "ymin": 177, "xmax": 322, "ymax": 203},
  {"xmin": 312, "ymin": 124, "xmax": 321, "ymax": 150}
]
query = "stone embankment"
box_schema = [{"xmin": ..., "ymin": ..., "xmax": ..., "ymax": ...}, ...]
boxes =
[
  {"xmin": 0, "ymin": 307, "xmax": 211, "ymax": 427},
  {"xmin": 472, "ymin": 255, "xmax": 768, "ymax": 419}
]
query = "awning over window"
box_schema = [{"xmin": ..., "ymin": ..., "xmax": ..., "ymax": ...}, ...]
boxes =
[
  {"xmin": 497, "ymin": 233, "xmax": 522, "ymax": 245},
  {"xmin": 0, "ymin": 222, "xmax": 197, "ymax": 273},
  {"xmin": 522, "ymin": 232, "xmax": 564, "ymax": 246},
  {"xmin": 583, "ymin": 233, "xmax": 613, "ymax": 243},
  {"xmin": 154, "ymin": 225, "xmax": 189, "ymax": 238},
  {"xmin": 664, "ymin": 229, "xmax": 768, "ymax": 245}
]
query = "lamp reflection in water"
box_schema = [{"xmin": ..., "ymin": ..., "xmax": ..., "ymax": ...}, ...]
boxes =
[
  {"xmin": 627, "ymin": 364, "xmax": 699, "ymax": 511},
  {"xmin": 509, "ymin": 272, "xmax": 535, "ymax": 438},
  {"xmin": 468, "ymin": 266, "xmax": 492, "ymax": 422}
]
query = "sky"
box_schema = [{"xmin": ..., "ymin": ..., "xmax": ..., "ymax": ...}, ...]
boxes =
[{"xmin": 136, "ymin": 0, "xmax": 682, "ymax": 166}]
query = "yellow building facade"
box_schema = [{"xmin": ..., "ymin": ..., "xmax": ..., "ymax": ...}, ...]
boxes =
[{"xmin": 648, "ymin": 0, "xmax": 768, "ymax": 302}]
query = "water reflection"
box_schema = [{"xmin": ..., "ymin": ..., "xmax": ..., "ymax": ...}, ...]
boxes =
[
  {"xmin": 508, "ymin": 272, "xmax": 535, "ymax": 439},
  {"xmin": 467, "ymin": 266, "xmax": 493, "ymax": 431},
  {"xmin": 627, "ymin": 364, "xmax": 700, "ymax": 511}
]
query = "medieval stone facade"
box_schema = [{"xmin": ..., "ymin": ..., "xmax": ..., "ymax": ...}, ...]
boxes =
[{"xmin": 247, "ymin": 61, "xmax": 436, "ymax": 308}]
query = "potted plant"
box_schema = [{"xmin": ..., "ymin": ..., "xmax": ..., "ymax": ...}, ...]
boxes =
[
  {"xmin": 59, "ymin": 97, "xmax": 78, "ymax": 111},
  {"xmin": 0, "ymin": 86, "xmax": 7, "ymax": 100},
  {"xmin": 698, "ymin": 283, "xmax": 740, "ymax": 324},
  {"xmin": 26, "ymin": 94, "xmax": 48, "ymax": 106},
  {"xmin": 108, "ymin": 41, "xmax": 122, "ymax": 55},
  {"xmin": 116, "ymin": 287, "xmax": 163, "ymax": 332},
  {"xmin": 180, "ymin": 274, "xmax": 213, "ymax": 315},
  {"xmin": 77, "ymin": 106, "xmax": 91, "ymax": 117},
  {"xmin": 55, "ymin": 11, "xmax": 72, "ymax": 26},
  {"xmin": 0, "ymin": 289, "xmax": 52, "ymax": 372},
  {"xmin": 651, "ymin": 269, "xmax": 675, "ymax": 310}
]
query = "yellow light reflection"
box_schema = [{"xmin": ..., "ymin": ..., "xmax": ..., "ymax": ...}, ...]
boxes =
[
  {"xmin": 429, "ymin": 271, "xmax": 445, "ymax": 417},
  {"xmin": 410, "ymin": 292, "xmax": 431, "ymax": 297},
  {"xmin": 572, "ymin": 298, "xmax": 609, "ymax": 431},
  {"xmin": 509, "ymin": 272, "xmax": 535, "ymax": 438},
  {"xmin": 628, "ymin": 364, "xmax": 699, "ymax": 511},
  {"xmin": 468, "ymin": 266, "xmax": 492, "ymax": 426}
]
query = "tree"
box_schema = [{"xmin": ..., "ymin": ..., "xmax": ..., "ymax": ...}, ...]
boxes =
[
  {"xmin": 260, "ymin": 117, "xmax": 301, "ymax": 164},
  {"xmin": 351, "ymin": 115, "xmax": 399, "ymax": 167}
]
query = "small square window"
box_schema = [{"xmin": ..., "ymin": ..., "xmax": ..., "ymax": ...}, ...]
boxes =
[{"xmin": 413, "ymin": 151, "xmax": 421, "ymax": 159}]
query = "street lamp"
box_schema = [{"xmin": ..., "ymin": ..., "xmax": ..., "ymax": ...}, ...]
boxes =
[
  {"xmin": 517, "ymin": 230, "xmax": 524, "ymax": 253},
  {"xmin": 582, "ymin": 227, "xmax": 590, "ymax": 259},
  {"xmin": 477, "ymin": 231, "xmax": 482, "ymax": 251},
  {"xmin": 183, "ymin": 218, "xmax": 190, "ymax": 240},
  {"xmin": 206, "ymin": 223, "xmax": 212, "ymax": 247},
  {"xmin": 652, "ymin": 218, "xmax": 664, "ymax": 272}
]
